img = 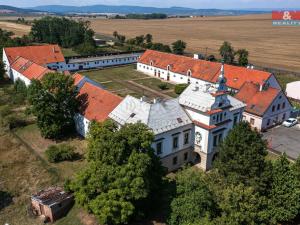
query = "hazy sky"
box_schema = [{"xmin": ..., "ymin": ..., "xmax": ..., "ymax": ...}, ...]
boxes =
[{"xmin": 1, "ymin": 0, "xmax": 300, "ymax": 9}]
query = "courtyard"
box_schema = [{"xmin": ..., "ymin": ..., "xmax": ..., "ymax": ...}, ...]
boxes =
[
  {"xmin": 81, "ymin": 64, "xmax": 178, "ymax": 99},
  {"xmin": 263, "ymin": 124, "xmax": 300, "ymax": 160}
]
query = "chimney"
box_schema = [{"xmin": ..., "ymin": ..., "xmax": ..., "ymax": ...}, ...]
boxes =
[{"xmin": 194, "ymin": 54, "xmax": 200, "ymax": 59}]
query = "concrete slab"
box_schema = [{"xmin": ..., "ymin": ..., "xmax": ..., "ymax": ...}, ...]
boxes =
[{"xmin": 263, "ymin": 125, "xmax": 300, "ymax": 160}]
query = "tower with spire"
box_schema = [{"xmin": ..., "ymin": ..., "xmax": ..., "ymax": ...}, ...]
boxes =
[{"xmin": 216, "ymin": 59, "xmax": 227, "ymax": 92}]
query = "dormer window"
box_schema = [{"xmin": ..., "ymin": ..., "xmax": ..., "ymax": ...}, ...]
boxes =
[
  {"xmin": 187, "ymin": 70, "xmax": 192, "ymax": 77},
  {"xmin": 150, "ymin": 60, "xmax": 153, "ymax": 66},
  {"xmin": 167, "ymin": 65, "xmax": 171, "ymax": 71}
]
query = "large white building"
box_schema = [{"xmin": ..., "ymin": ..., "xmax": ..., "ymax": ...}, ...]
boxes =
[
  {"xmin": 109, "ymin": 65, "xmax": 245, "ymax": 171},
  {"xmin": 3, "ymin": 45, "xmax": 142, "ymax": 80},
  {"xmin": 137, "ymin": 50, "xmax": 292, "ymax": 131}
]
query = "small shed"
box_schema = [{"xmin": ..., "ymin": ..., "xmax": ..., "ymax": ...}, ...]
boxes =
[
  {"xmin": 31, "ymin": 187, "xmax": 74, "ymax": 223},
  {"xmin": 286, "ymin": 81, "xmax": 300, "ymax": 101}
]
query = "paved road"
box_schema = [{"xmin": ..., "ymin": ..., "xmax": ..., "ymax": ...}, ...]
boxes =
[{"xmin": 263, "ymin": 124, "xmax": 300, "ymax": 160}]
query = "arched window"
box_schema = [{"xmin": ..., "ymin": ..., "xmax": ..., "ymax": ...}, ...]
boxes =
[
  {"xmin": 187, "ymin": 69, "xmax": 192, "ymax": 77},
  {"xmin": 150, "ymin": 60, "xmax": 153, "ymax": 66}
]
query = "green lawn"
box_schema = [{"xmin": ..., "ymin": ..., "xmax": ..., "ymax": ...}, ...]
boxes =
[
  {"xmin": 275, "ymin": 73, "xmax": 300, "ymax": 90},
  {"xmin": 135, "ymin": 78, "xmax": 175, "ymax": 92},
  {"xmin": 82, "ymin": 64, "xmax": 148, "ymax": 82},
  {"xmin": 61, "ymin": 48, "xmax": 80, "ymax": 57},
  {"xmin": 82, "ymin": 65, "xmax": 179, "ymax": 99}
]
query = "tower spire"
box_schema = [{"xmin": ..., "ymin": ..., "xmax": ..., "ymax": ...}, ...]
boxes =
[{"xmin": 216, "ymin": 60, "xmax": 227, "ymax": 92}]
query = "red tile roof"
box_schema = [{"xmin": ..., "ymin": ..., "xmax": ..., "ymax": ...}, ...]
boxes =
[
  {"xmin": 73, "ymin": 73, "xmax": 84, "ymax": 86},
  {"xmin": 4, "ymin": 44, "xmax": 65, "ymax": 66},
  {"xmin": 138, "ymin": 50, "xmax": 271, "ymax": 90},
  {"xmin": 11, "ymin": 56, "xmax": 53, "ymax": 80},
  {"xmin": 235, "ymin": 82, "xmax": 281, "ymax": 116},
  {"xmin": 77, "ymin": 82, "xmax": 122, "ymax": 122}
]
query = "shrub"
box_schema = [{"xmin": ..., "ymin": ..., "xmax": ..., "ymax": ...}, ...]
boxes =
[
  {"xmin": 45, "ymin": 144, "xmax": 77, "ymax": 163},
  {"xmin": 174, "ymin": 83, "xmax": 189, "ymax": 95},
  {"xmin": 0, "ymin": 106, "xmax": 11, "ymax": 118},
  {"xmin": 158, "ymin": 83, "xmax": 169, "ymax": 90}
]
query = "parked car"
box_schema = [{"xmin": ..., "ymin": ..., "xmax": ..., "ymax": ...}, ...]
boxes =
[{"xmin": 282, "ymin": 118, "xmax": 298, "ymax": 127}]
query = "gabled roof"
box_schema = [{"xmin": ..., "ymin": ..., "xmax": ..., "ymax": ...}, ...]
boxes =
[
  {"xmin": 109, "ymin": 96, "xmax": 192, "ymax": 134},
  {"xmin": 77, "ymin": 82, "xmax": 122, "ymax": 122},
  {"xmin": 11, "ymin": 56, "xmax": 53, "ymax": 80},
  {"xmin": 4, "ymin": 44, "xmax": 65, "ymax": 66},
  {"xmin": 138, "ymin": 50, "xmax": 272, "ymax": 90},
  {"xmin": 235, "ymin": 82, "xmax": 281, "ymax": 116},
  {"xmin": 72, "ymin": 72, "xmax": 105, "ymax": 90}
]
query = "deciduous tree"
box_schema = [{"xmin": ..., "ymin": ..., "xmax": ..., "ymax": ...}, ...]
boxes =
[
  {"xmin": 235, "ymin": 49, "xmax": 249, "ymax": 66},
  {"xmin": 0, "ymin": 61, "xmax": 5, "ymax": 80},
  {"xmin": 169, "ymin": 168, "xmax": 217, "ymax": 225},
  {"xmin": 214, "ymin": 122, "xmax": 268, "ymax": 188},
  {"xmin": 268, "ymin": 154, "xmax": 300, "ymax": 224},
  {"xmin": 27, "ymin": 73, "xmax": 79, "ymax": 139},
  {"xmin": 219, "ymin": 41, "xmax": 235, "ymax": 64},
  {"xmin": 172, "ymin": 40, "xmax": 187, "ymax": 55},
  {"xmin": 71, "ymin": 121, "xmax": 165, "ymax": 225}
]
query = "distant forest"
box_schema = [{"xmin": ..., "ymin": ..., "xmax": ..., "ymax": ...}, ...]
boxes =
[{"xmin": 115, "ymin": 13, "xmax": 168, "ymax": 20}]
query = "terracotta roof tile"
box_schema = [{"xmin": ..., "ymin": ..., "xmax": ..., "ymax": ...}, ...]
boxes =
[
  {"xmin": 4, "ymin": 44, "xmax": 65, "ymax": 66},
  {"xmin": 139, "ymin": 50, "xmax": 271, "ymax": 90},
  {"xmin": 235, "ymin": 82, "xmax": 281, "ymax": 116},
  {"xmin": 78, "ymin": 82, "xmax": 122, "ymax": 122},
  {"xmin": 11, "ymin": 56, "xmax": 53, "ymax": 80},
  {"xmin": 73, "ymin": 73, "xmax": 85, "ymax": 86}
]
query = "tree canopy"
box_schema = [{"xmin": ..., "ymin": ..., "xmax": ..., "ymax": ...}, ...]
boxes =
[
  {"xmin": 71, "ymin": 121, "xmax": 165, "ymax": 225},
  {"xmin": 27, "ymin": 73, "xmax": 79, "ymax": 139},
  {"xmin": 219, "ymin": 41, "xmax": 235, "ymax": 64},
  {"xmin": 30, "ymin": 17, "xmax": 95, "ymax": 48},
  {"xmin": 0, "ymin": 61, "xmax": 5, "ymax": 80},
  {"xmin": 214, "ymin": 122, "xmax": 268, "ymax": 188},
  {"xmin": 169, "ymin": 169, "xmax": 217, "ymax": 225},
  {"xmin": 235, "ymin": 49, "xmax": 249, "ymax": 66},
  {"xmin": 172, "ymin": 40, "xmax": 187, "ymax": 55}
]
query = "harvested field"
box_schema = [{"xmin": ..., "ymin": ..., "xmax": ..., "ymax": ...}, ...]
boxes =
[
  {"xmin": 89, "ymin": 14, "xmax": 300, "ymax": 72},
  {"xmin": 0, "ymin": 21, "xmax": 30, "ymax": 36}
]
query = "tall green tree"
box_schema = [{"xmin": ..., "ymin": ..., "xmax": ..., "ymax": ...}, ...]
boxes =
[
  {"xmin": 235, "ymin": 49, "xmax": 249, "ymax": 66},
  {"xmin": 268, "ymin": 154, "xmax": 300, "ymax": 224},
  {"xmin": 145, "ymin": 33, "xmax": 153, "ymax": 43},
  {"xmin": 213, "ymin": 184, "xmax": 268, "ymax": 225},
  {"xmin": 151, "ymin": 43, "xmax": 171, "ymax": 53},
  {"xmin": 172, "ymin": 40, "xmax": 187, "ymax": 55},
  {"xmin": 0, "ymin": 61, "xmax": 6, "ymax": 80},
  {"xmin": 168, "ymin": 168, "xmax": 217, "ymax": 225},
  {"xmin": 30, "ymin": 17, "xmax": 95, "ymax": 48},
  {"xmin": 214, "ymin": 122, "xmax": 268, "ymax": 188},
  {"xmin": 135, "ymin": 35, "xmax": 145, "ymax": 46},
  {"xmin": 219, "ymin": 41, "xmax": 235, "ymax": 64},
  {"xmin": 27, "ymin": 73, "xmax": 79, "ymax": 139},
  {"xmin": 71, "ymin": 121, "xmax": 165, "ymax": 225}
]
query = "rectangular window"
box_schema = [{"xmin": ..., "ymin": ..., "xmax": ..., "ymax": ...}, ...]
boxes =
[
  {"xmin": 156, "ymin": 142, "xmax": 162, "ymax": 155},
  {"xmin": 218, "ymin": 133, "xmax": 223, "ymax": 142},
  {"xmin": 272, "ymin": 105, "xmax": 275, "ymax": 112},
  {"xmin": 267, "ymin": 119, "xmax": 271, "ymax": 126},
  {"xmin": 277, "ymin": 104, "xmax": 280, "ymax": 110},
  {"xmin": 173, "ymin": 136, "xmax": 179, "ymax": 149},
  {"xmin": 173, "ymin": 156, "xmax": 178, "ymax": 165},
  {"xmin": 184, "ymin": 132, "xmax": 189, "ymax": 145},
  {"xmin": 184, "ymin": 152, "xmax": 188, "ymax": 161},
  {"xmin": 282, "ymin": 102, "xmax": 286, "ymax": 109},
  {"xmin": 213, "ymin": 135, "xmax": 218, "ymax": 147},
  {"xmin": 250, "ymin": 118, "xmax": 255, "ymax": 125},
  {"xmin": 233, "ymin": 115, "xmax": 239, "ymax": 125}
]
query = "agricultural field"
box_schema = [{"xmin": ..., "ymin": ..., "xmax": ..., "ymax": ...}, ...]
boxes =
[
  {"xmin": 0, "ymin": 21, "xmax": 30, "ymax": 36},
  {"xmin": 82, "ymin": 65, "xmax": 178, "ymax": 99},
  {"xmin": 88, "ymin": 14, "xmax": 300, "ymax": 72}
]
